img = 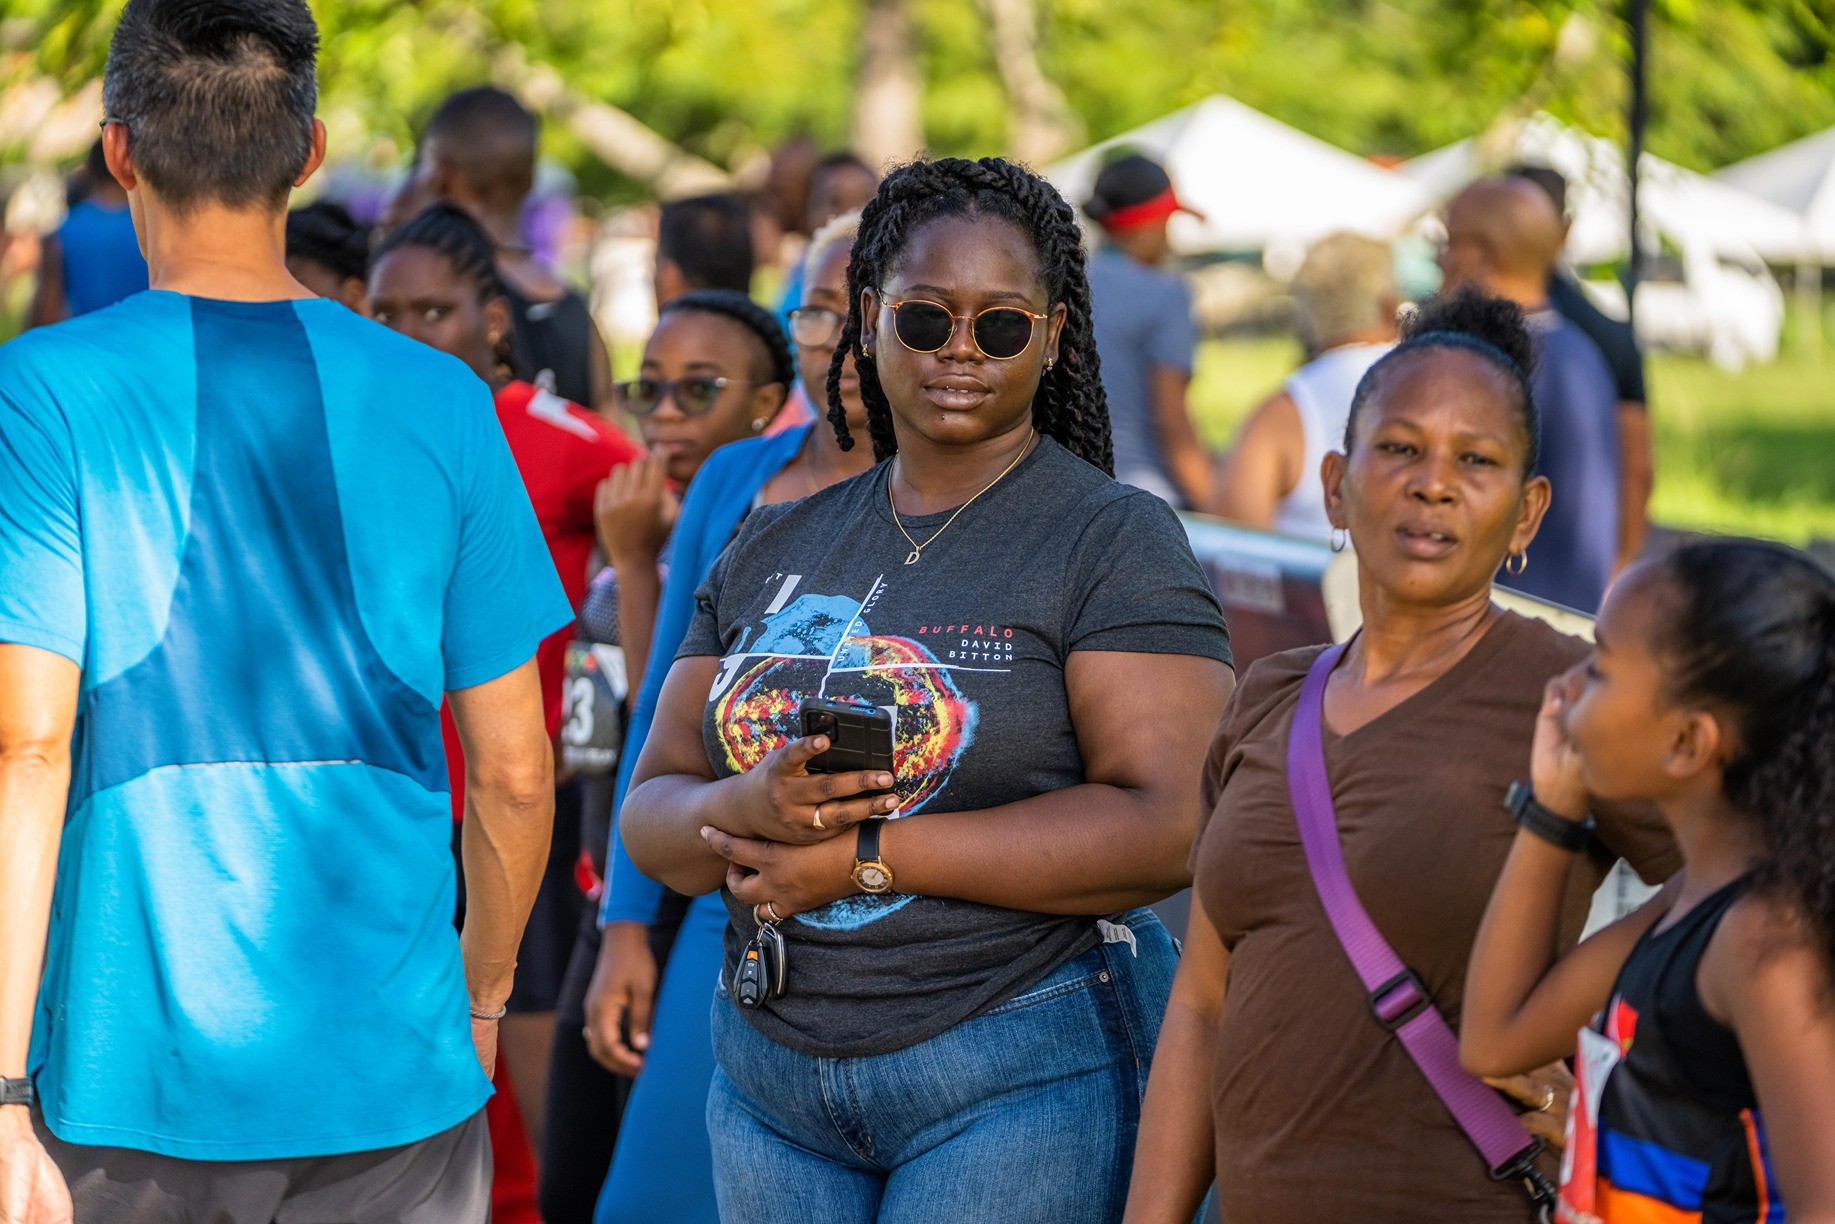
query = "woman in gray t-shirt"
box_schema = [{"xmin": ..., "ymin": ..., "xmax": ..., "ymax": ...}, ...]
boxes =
[{"xmin": 618, "ymin": 157, "xmax": 1235, "ymax": 1223}]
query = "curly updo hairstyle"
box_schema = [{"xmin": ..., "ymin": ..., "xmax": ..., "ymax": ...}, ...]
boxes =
[
  {"xmin": 1345, "ymin": 286, "xmax": 1542, "ymax": 475},
  {"xmin": 824, "ymin": 156, "xmax": 1113, "ymax": 474}
]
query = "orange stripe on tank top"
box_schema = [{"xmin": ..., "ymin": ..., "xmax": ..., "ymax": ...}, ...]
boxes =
[{"xmin": 1741, "ymin": 1110, "xmax": 1772, "ymax": 1223}]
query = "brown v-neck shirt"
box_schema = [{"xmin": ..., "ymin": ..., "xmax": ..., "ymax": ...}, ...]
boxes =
[{"xmin": 1191, "ymin": 611, "xmax": 1678, "ymax": 1223}]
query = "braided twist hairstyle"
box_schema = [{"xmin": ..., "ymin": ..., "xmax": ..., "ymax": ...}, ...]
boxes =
[
  {"xmin": 657, "ymin": 288, "xmax": 795, "ymax": 390},
  {"xmin": 825, "ymin": 156, "xmax": 1112, "ymax": 473},
  {"xmin": 371, "ymin": 200, "xmax": 516, "ymax": 375}
]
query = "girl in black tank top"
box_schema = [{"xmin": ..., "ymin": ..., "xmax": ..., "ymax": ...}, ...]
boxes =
[{"xmin": 1459, "ymin": 539, "xmax": 1835, "ymax": 1223}]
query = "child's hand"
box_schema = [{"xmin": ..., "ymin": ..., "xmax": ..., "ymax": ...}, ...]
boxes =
[{"xmin": 1531, "ymin": 671, "xmax": 1590, "ymax": 821}]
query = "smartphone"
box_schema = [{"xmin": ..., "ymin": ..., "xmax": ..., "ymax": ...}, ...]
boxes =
[{"xmin": 798, "ymin": 697, "xmax": 895, "ymax": 795}]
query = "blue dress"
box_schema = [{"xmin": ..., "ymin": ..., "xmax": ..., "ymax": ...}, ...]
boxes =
[{"xmin": 594, "ymin": 425, "xmax": 812, "ymax": 1224}]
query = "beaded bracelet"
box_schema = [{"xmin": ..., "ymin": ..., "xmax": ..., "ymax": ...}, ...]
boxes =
[{"xmin": 469, "ymin": 1004, "xmax": 508, "ymax": 1021}]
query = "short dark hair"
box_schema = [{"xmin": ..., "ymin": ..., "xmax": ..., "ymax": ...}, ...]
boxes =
[
  {"xmin": 1507, "ymin": 164, "xmax": 1569, "ymax": 217},
  {"xmin": 421, "ymin": 87, "xmax": 538, "ymax": 212},
  {"xmin": 657, "ymin": 289, "xmax": 795, "ymax": 389},
  {"xmin": 103, "ymin": 0, "xmax": 319, "ymax": 215},
  {"xmin": 809, "ymin": 152, "xmax": 875, "ymax": 194},
  {"xmin": 657, "ymin": 193, "xmax": 755, "ymax": 295},
  {"xmin": 287, "ymin": 201, "xmax": 369, "ymax": 284}
]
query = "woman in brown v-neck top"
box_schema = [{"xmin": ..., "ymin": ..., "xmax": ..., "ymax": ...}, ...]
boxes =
[{"xmin": 1124, "ymin": 291, "xmax": 1677, "ymax": 1224}]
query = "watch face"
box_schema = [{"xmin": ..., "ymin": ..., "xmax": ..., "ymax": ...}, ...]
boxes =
[{"xmin": 855, "ymin": 863, "xmax": 892, "ymax": 893}]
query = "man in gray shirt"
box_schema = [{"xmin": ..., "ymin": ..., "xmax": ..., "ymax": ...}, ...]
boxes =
[{"xmin": 1083, "ymin": 155, "xmax": 1210, "ymax": 508}]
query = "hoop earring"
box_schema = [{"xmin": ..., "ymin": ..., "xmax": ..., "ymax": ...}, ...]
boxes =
[
  {"xmin": 1330, "ymin": 527, "xmax": 1348, "ymax": 554},
  {"xmin": 1506, "ymin": 550, "xmax": 1529, "ymax": 576}
]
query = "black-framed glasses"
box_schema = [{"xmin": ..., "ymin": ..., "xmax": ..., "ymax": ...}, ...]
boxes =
[
  {"xmin": 881, "ymin": 297, "xmax": 1048, "ymax": 361},
  {"xmin": 787, "ymin": 306, "xmax": 845, "ymax": 349},
  {"xmin": 617, "ymin": 375, "xmax": 755, "ymax": 417}
]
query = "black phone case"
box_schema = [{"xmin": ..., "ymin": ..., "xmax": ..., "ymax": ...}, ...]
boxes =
[{"xmin": 798, "ymin": 697, "xmax": 895, "ymax": 789}]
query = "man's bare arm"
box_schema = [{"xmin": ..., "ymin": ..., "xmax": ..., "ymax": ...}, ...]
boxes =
[
  {"xmin": 448, "ymin": 659, "xmax": 554, "ymax": 1024},
  {"xmin": 1615, "ymin": 401, "xmax": 1652, "ymax": 573}
]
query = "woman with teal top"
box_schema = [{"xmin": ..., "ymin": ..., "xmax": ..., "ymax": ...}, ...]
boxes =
[{"xmin": 584, "ymin": 212, "xmax": 873, "ymax": 1224}]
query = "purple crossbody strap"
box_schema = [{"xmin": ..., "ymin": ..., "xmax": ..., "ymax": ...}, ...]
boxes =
[{"xmin": 1288, "ymin": 642, "xmax": 1537, "ymax": 1175}]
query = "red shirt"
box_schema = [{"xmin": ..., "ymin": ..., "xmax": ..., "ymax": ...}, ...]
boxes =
[{"xmin": 444, "ymin": 381, "xmax": 641, "ymax": 817}]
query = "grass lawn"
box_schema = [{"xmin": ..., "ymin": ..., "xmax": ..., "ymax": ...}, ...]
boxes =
[{"xmin": 1188, "ymin": 337, "xmax": 1835, "ymax": 547}]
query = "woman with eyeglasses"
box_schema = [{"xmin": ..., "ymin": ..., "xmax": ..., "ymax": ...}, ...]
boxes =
[
  {"xmin": 615, "ymin": 157, "xmax": 1234, "ymax": 1223},
  {"xmin": 560, "ymin": 216, "xmax": 876, "ymax": 1224}
]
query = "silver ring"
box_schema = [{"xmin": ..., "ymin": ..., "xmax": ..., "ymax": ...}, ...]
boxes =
[
  {"xmin": 1537, "ymin": 1087, "xmax": 1556, "ymax": 1113},
  {"xmin": 752, "ymin": 901, "xmax": 782, "ymax": 925},
  {"xmin": 812, "ymin": 807, "xmax": 825, "ymax": 830}
]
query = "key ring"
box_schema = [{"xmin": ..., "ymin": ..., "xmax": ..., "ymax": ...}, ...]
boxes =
[{"xmin": 753, "ymin": 901, "xmax": 783, "ymax": 926}]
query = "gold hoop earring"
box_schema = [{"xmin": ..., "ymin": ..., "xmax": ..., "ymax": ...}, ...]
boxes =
[
  {"xmin": 1506, "ymin": 550, "xmax": 1529, "ymax": 576},
  {"xmin": 1330, "ymin": 527, "xmax": 1348, "ymax": 554}
]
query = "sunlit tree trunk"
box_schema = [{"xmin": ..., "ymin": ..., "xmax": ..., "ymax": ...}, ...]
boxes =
[
  {"xmin": 853, "ymin": 0, "xmax": 925, "ymax": 169},
  {"xmin": 981, "ymin": 0, "xmax": 1083, "ymax": 166}
]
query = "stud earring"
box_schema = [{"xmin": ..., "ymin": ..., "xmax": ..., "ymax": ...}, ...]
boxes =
[
  {"xmin": 751, "ymin": 417, "xmax": 767, "ymax": 432},
  {"xmin": 1044, "ymin": 357, "xmax": 1055, "ymax": 371}
]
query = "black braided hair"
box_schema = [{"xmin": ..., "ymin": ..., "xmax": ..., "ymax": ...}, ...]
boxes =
[
  {"xmin": 657, "ymin": 288, "xmax": 795, "ymax": 389},
  {"xmin": 1651, "ymin": 540, "xmax": 1835, "ymax": 966},
  {"xmin": 1344, "ymin": 287, "xmax": 1541, "ymax": 474},
  {"xmin": 824, "ymin": 156, "xmax": 1112, "ymax": 473},
  {"xmin": 371, "ymin": 200, "xmax": 514, "ymax": 374}
]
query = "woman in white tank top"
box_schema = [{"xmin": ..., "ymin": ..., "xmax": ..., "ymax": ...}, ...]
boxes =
[{"xmin": 1208, "ymin": 233, "xmax": 1399, "ymax": 542}]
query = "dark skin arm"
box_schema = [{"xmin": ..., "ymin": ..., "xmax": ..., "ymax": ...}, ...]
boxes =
[
  {"xmin": 1207, "ymin": 388, "xmax": 1302, "ymax": 528},
  {"xmin": 24, "ymin": 235, "xmax": 64, "ymax": 330},
  {"xmin": 620, "ymin": 652, "xmax": 1236, "ymax": 916},
  {"xmin": 1122, "ymin": 879, "xmax": 1226, "ymax": 1223},
  {"xmin": 1615, "ymin": 402, "xmax": 1652, "ymax": 573},
  {"xmin": 1150, "ymin": 364, "xmax": 1212, "ymax": 509},
  {"xmin": 1461, "ymin": 675, "xmax": 1677, "ymax": 1077},
  {"xmin": 587, "ymin": 325, "xmax": 616, "ymax": 420},
  {"xmin": 1702, "ymin": 897, "xmax": 1835, "ymax": 1222}
]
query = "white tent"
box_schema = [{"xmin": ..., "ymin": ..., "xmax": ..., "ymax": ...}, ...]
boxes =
[
  {"xmin": 1398, "ymin": 112, "xmax": 1813, "ymax": 267},
  {"xmin": 1715, "ymin": 126, "xmax": 1835, "ymax": 259},
  {"xmin": 1046, "ymin": 95, "xmax": 1433, "ymax": 262}
]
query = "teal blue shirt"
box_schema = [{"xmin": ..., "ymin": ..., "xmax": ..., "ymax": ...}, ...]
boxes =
[{"xmin": 0, "ymin": 291, "xmax": 571, "ymax": 1158}]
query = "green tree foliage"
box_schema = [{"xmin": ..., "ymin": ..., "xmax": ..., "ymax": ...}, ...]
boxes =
[{"xmin": 4, "ymin": 0, "xmax": 1832, "ymax": 185}]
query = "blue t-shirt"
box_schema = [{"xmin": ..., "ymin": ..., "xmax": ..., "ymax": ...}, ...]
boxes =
[
  {"xmin": 0, "ymin": 291, "xmax": 571, "ymax": 1159},
  {"xmin": 55, "ymin": 199, "xmax": 148, "ymax": 318},
  {"xmin": 1086, "ymin": 248, "xmax": 1197, "ymax": 508},
  {"xmin": 1498, "ymin": 311, "xmax": 1620, "ymax": 614}
]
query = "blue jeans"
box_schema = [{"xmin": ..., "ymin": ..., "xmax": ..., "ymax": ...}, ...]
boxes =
[{"xmin": 706, "ymin": 909, "xmax": 1177, "ymax": 1224}]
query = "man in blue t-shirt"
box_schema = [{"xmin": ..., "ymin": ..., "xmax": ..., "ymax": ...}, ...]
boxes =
[
  {"xmin": 1440, "ymin": 175, "xmax": 1621, "ymax": 614},
  {"xmin": 25, "ymin": 140, "xmax": 149, "ymax": 328},
  {"xmin": 0, "ymin": 3, "xmax": 568, "ymax": 1221}
]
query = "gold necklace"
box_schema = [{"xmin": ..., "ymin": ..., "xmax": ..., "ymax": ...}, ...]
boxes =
[{"xmin": 887, "ymin": 430, "xmax": 1036, "ymax": 565}]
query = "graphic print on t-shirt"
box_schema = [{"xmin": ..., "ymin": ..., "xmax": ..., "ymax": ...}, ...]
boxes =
[{"xmin": 708, "ymin": 571, "xmax": 1010, "ymax": 930}]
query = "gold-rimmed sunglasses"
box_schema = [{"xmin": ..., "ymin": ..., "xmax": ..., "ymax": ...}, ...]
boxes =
[{"xmin": 880, "ymin": 297, "xmax": 1049, "ymax": 361}]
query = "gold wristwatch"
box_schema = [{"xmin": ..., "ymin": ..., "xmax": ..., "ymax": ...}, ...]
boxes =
[{"xmin": 851, "ymin": 818, "xmax": 895, "ymax": 894}]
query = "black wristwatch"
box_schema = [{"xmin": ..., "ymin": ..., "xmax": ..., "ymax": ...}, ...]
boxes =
[
  {"xmin": 1506, "ymin": 781, "xmax": 1594, "ymax": 853},
  {"xmin": 0, "ymin": 1077, "xmax": 34, "ymax": 1108},
  {"xmin": 852, "ymin": 818, "xmax": 895, "ymax": 894}
]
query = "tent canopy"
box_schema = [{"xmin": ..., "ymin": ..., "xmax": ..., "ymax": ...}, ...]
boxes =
[
  {"xmin": 1715, "ymin": 126, "xmax": 1835, "ymax": 259},
  {"xmin": 1399, "ymin": 113, "xmax": 1813, "ymax": 267},
  {"xmin": 1046, "ymin": 95, "xmax": 1432, "ymax": 259}
]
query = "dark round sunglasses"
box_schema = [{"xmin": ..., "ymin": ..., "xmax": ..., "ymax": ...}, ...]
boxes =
[
  {"xmin": 617, "ymin": 375, "xmax": 753, "ymax": 417},
  {"xmin": 787, "ymin": 306, "xmax": 845, "ymax": 349},
  {"xmin": 882, "ymin": 298, "xmax": 1048, "ymax": 361}
]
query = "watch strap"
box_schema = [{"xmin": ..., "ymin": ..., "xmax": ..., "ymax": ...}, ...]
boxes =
[
  {"xmin": 857, "ymin": 817, "xmax": 885, "ymax": 864},
  {"xmin": 1506, "ymin": 781, "xmax": 1594, "ymax": 852},
  {"xmin": 0, "ymin": 1077, "xmax": 34, "ymax": 1108}
]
